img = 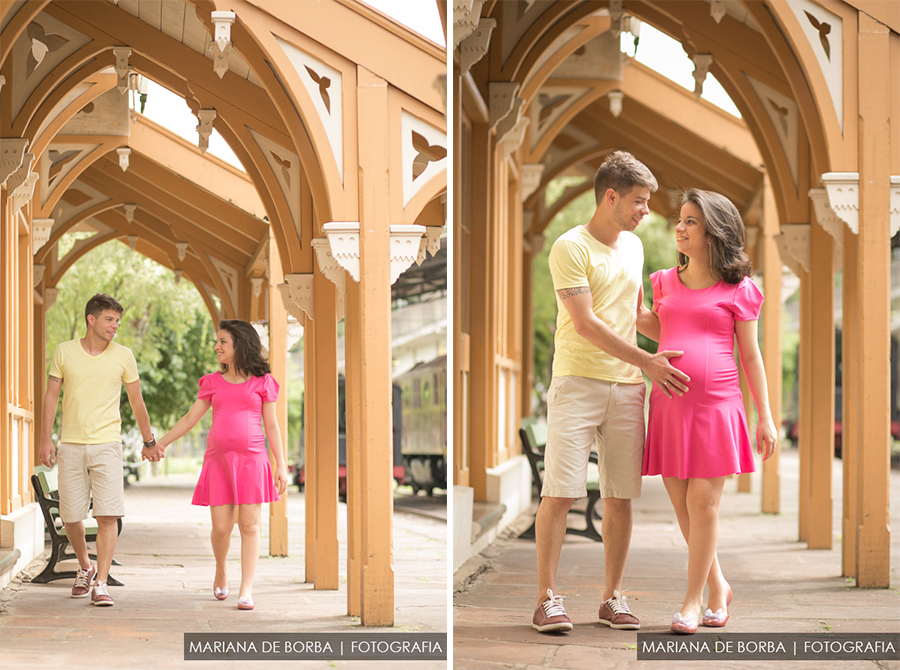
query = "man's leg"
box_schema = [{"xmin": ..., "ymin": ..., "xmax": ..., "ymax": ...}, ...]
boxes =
[
  {"xmin": 535, "ymin": 496, "xmax": 575, "ymax": 605},
  {"xmin": 600, "ymin": 497, "xmax": 632, "ymax": 601},
  {"xmin": 94, "ymin": 516, "xmax": 119, "ymax": 582},
  {"xmin": 63, "ymin": 521, "xmax": 92, "ymax": 571}
]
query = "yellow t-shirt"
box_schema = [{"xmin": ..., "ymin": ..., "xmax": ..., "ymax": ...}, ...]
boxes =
[
  {"xmin": 548, "ymin": 225, "xmax": 644, "ymax": 383},
  {"xmin": 49, "ymin": 339, "xmax": 140, "ymax": 444}
]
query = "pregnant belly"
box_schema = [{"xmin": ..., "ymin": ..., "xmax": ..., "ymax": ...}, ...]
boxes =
[
  {"xmin": 659, "ymin": 336, "xmax": 740, "ymax": 401},
  {"xmin": 209, "ymin": 427, "xmax": 265, "ymax": 453}
]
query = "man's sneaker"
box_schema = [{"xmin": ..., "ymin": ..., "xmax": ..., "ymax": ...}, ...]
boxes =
[
  {"xmin": 532, "ymin": 589, "xmax": 574, "ymax": 632},
  {"xmin": 598, "ymin": 590, "xmax": 640, "ymax": 629},
  {"xmin": 71, "ymin": 564, "xmax": 96, "ymax": 598},
  {"xmin": 91, "ymin": 580, "xmax": 114, "ymax": 607}
]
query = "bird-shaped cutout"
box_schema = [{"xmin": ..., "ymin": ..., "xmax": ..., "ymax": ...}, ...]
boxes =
[
  {"xmin": 538, "ymin": 93, "xmax": 570, "ymax": 126},
  {"xmin": 47, "ymin": 149, "xmax": 80, "ymax": 184},
  {"xmin": 26, "ymin": 22, "xmax": 69, "ymax": 77},
  {"xmin": 768, "ymin": 99, "xmax": 789, "ymax": 135},
  {"xmin": 411, "ymin": 131, "xmax": 446, "ymax": 180},
  {"xmin": 804, "ymin": 11, "xmax": 831, "ymax": 61},
  {"xmin": 270, "ymin": 151, "xmax": 292, "ymax": 190},
  {"xmin": 305, "ymin": 65, "xmax": 331, "ymax": 114}
]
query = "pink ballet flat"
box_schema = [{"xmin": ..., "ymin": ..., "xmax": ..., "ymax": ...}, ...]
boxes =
[
  {"xmin": 671, "ymin": 611, "xmax": 698, "ymax": 634},
  {"xmin": 213, "ymin": 582, "xmax": 229, "ymax": 600},
  {"xmin": 702, "ymin": 607, "xmax": 729, "ymax": 627},
  {"xmin": 238, "ymin": 596, "xmax": 254, "ymax": 610},
  {"xmin": 703, "ymin": 584, "xmax": 732, "ymax": 627}
]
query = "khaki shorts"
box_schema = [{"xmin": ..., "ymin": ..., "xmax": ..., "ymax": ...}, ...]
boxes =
[
  {"xmin": 543, "ymin": 376, "xmax": 646, "ymax": 500},
  {"xmin": 57, "ymin": 441, "xmax": 125, "ymax": 522}
]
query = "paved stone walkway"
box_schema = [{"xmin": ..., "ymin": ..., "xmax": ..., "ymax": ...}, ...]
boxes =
[
  {"xmin": 1, "ymin": 475, "xmax": 448, "ymax": 669},
  {"xmin": 454, "ymin": 449, "xmax": 900, "ymax": 669}
]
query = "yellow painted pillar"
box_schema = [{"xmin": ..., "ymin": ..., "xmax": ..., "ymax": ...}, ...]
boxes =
[
  {"xmin": 345, "ymin": 279, "xmax": 362, "ymax": 616},
  {"xmin": 303, "ymin": 315, "xmax": 316, "ymax": 584},
  {"xmin": 760, "ymin": 177, "xmax": 781, "ymax": 514},
  {"xmin": 33, "ymin": 289, "xmax": 47, "ymax": 463},
  {"xmin": 521, "ymin": 233, "xmax": 535, "ymax": 421},
  {"xmin": 738, "ymin": 367, "xmax": 752, "ymax": 493},
  {"xmin": 268, "ymin": 233, "xmax": 288, "ymax": 556},
  {"xmin": 312, "ymin": 267, "xmax": 339, "ymax": 590},
  {"xmin": 807, "ymin": 215, "xmax": 834, "ymax": 550},
  {"xmin": 855, "ymin": 12, "xmax": 891, "ymax": 588},
  {"xmin": 468, "ymin": 121, "xmax": 495, "ymax": 500},
  {"xmin": 842, "ymin": 231, "xmax": 859, "ymax": 577},
  {"xmin": 797, "ymin": 269, "xmax": 811, "ymax": 542},
  {"xmin": 357, "ymin": 65, "xmax": 394, "ymax": 626}
]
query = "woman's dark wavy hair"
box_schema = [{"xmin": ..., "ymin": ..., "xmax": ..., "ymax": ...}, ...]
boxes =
[
  {"xmin": 678, "ymin": 188, "xmax": 753, "ymax": 284},
  {"xmin": 217, "ymin": 319, "xmax": 270, "ymax": 378}
]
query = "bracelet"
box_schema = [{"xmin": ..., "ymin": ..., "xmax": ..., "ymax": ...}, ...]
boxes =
[{"xmin": 143, "ymin": 437, "xmax": 157, "ymax": 448}]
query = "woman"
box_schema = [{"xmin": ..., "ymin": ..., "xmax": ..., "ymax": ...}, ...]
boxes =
[
  {"xmin": 642, "ymin": 189, "xmax": 778, "ymax": 634},
  {"xmin": 157, "ymin": 319, "xmax": 289, "ymax": 610}
]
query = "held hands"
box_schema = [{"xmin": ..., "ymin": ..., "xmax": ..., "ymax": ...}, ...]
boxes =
[
  {"xmin": 141, "ymin": 439, "xmax": 164, "ymax": 463},
  {"xmin": 644, "ymin": 350, "xmax": 690, "ymax": 399},
  {"xmin": 756, "ymin": 417, "xmax": 778, "ymax": 461},
  {"xmin": 274, "ymin": 465, "xmax": 289, "ymax": 495}
]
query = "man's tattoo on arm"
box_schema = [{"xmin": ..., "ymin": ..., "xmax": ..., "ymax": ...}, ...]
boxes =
[
  {"xmin": 557, "ymin": 286, "xmax": 591, "ymax": 300},
  {"xmin": 48, "ymin": 375, "xmax": 61, "ymax": 383}
]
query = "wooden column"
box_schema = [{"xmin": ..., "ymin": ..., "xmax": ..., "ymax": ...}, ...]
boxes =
[
  {"xmin": 855, "ymin": 12, "xmax": 891, "ymax": 588},
  {"xmin": 760, "ymin": 176, "xmax": 781, "ymax": 514},
  {"xmin": 345, "ymin": 279, "xmax": 362, "ymax": 615},
  {"xmin": 841, "ymin": 231, "xmax": 859, "ymax": 577},
  {"xmin": 267, "ymin": 232, "xmax": 288, "ymax": 556},
  {"xmin": 468, "ymin": 121, "xmax": 495, "ymax": 500},
  {"xmin": 807, "ymin": 214, "xmax": 835, "ymax": 549},
  {"xmin": 33, "ymin": 289, "xmax": 47, "ymax": 462},
  {"xmin": 357, "ymin": 66, "xmax": 394, "ymax": 625},
  {"xmin": 311, "ymin": 266, "xmax": 339, "ymax": 589},
  {"xmin": 521, "ymin": 232, "xmax": 540, "ymax": 420},
  {"xmin": 797, "ymin": 269, "xmax": 812, "ymax": 542},
  {"xmin": 738, "ymin": 367, "xmax": 752, "ymax": 493},
  {"xmin": 303, "ymin": 315, "xmax": 316, "ymax": 584}
]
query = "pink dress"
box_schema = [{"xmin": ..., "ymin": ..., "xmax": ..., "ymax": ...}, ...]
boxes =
[
  {"xmin": 642, "ymin": 268, "xmax": 764, "ymax": 479},
  {"xmin": 191, "ymin": 372, "xmax": 281, "ymax": 506}
]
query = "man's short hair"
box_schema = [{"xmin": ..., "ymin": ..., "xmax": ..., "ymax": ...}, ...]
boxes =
[
  {"xmin": 85, "ymin": 293, "xmax": 124, "ymax": 325},
  {"xmin": 593, "ymin": 151, "xmax": 658, "ymax": 205}
]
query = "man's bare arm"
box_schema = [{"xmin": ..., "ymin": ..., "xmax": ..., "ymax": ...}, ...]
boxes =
[
  {"xmin": 557, "ymin": 288, "xmax": 688, "ymax": 398},
  {"xmin": 38, "ymin": 376, "xmax": 62, "ymax": 466}
]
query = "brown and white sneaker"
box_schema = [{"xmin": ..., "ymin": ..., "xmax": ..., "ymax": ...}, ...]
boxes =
[
  {"xmin": 532, "ymin": 589, "xmax": 573, "ymax": 633},
  {"xmin": 91, "ymin": 580, "xmax": 114, "ymax": 607},
  {"xmin": 71, "ymin": 564, "xmax": 96, "ymax": 598},
  {"xmin": 598, "ymin": 590, "xmax": 640, "ymax": 630}
]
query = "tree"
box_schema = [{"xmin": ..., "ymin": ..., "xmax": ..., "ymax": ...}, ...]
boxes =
[{"xmin": 45, "ymin": 240, "xmax": 218, "ymax": 440}]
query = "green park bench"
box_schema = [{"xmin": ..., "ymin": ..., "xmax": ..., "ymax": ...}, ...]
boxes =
[
  {"xmin": 30, "ymin": 466, "xmax": 123, "ymax": 585},
  {"xmin": 518, "ymin": 417, "xmax": 603, "ymax": 542}
]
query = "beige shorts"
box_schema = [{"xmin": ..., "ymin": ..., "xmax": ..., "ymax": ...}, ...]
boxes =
[
  {"xmin": 57, "ymin": 441, "xmax": 125, "ymax": 522},
  {"xmin": 543, "ymin": 376, "xmax": 646, "ymax": 500}
]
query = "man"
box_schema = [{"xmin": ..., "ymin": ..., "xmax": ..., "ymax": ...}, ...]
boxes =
[
  {"xmin": 533, "ymin": 151, "xmax": 690, "ymax": 633},
  {"xmin": 38, "ymin": 293, "xmax": 162, "ymax": 607}
]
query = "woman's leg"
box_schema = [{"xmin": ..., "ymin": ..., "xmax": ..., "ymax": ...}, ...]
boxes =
[
  {"xmin": 683, "ymin": 477, "xmax": 726, "ymax": 617},
  {"xmin": 237, "ymin": 504, "xmax": 261, "ymax": 599},
  {"xmin": 210, "ymin": 505, "xmax": 235, "ymax": 590},
  {"xmin": 663, "ymin": 477, "xmax": 728, "ymax": 612}
]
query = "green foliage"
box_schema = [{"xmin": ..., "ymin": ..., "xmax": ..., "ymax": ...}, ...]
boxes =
[
  {"xmin": 45, "ymin": 240, "xmax": 218, "ymax": 437},
  {"xmin": 530, "ymin": 178, "xmax": 678, "ymax": 414}
]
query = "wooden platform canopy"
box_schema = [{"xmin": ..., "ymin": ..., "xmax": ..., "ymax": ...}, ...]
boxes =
[
  {"xmin": 452, "ymin": 0, "xmax": 898, "ymax": 587},
  {"xmin": 1, "ymin": 0, "xmax": 447, "ymax": 625}
]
